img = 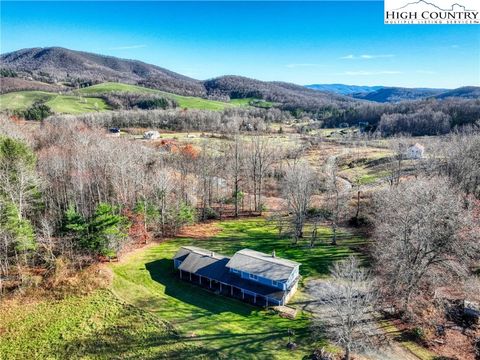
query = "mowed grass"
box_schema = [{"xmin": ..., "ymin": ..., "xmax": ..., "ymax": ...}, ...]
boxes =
[
  {"xmin": 0, "ymin": 91, "xmax": 110, "ymax": 114},
  {"xmin": 0, "ymin": 290, "xmax": 203, "ymax": 360},
  {"xmin": 111, "ymin": 218, "xmax": 366, "ymax": 359},
  {"xmin": 77, "ymin": 82, "xmax": 233, "ymax": 111}
]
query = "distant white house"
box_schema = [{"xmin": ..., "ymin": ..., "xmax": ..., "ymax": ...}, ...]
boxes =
[
  {"xmin": 143, "ymin": 130, "xmax": 160, "ymax": 140},
  {"xmin": 406, "ymin": 143, "xmax": 425, "ymax": 159}
]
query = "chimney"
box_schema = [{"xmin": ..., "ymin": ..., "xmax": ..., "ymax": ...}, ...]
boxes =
[
  {"xmin": 211, "ymin": 251, "xmax": 215, "ymax": 257},
  {"xmin": 272, "ymin": 250, "xmax": 276, "ymax": 258}
]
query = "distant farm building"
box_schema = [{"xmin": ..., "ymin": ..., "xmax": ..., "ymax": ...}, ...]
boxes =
[
  {"xmin": 407, "ymin": 143, "xmax": 425, "ymax": 159},
  {"xmin": 173, "ymin": 246, "xmax": 301, "ymax": 306},
  {"xmin": 144, "ymin": 130, "xmax": 160, "ymax": 140}
]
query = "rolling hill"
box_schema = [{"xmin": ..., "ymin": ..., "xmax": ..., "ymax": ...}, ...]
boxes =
[
  {"xmin": 0, "ymin": 47, "xmax": 478, "ymax": 116},
  {"xmin": 0, "ymin": 47, "xmax": 206, "ymax": 97},
  {"xmin": 434, "ymin": 86, "xmax": 480, "ymax": 100},
  {"xmin": 0, "ymin": 47, "xmax": 357, "ymax": 111},
  {"xmin": 0, "ymin": 91, "xmax": 110, "ymax": 114},
  {"xmin": 351, "ymin": 87, "xmax": 446, "ymax": 102}
]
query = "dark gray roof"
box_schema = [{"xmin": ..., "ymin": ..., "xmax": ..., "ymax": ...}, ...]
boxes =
[
  {"xmin": 173, "ymin": 246, "xmax": 217, "ymax": 263},
  {"xmin": 178, "ymin": 252, "xmax": 230, "ymax": 277},
  {"xmin": 225, "ymin": 249, "xmax": 300, "ymax": 282},
  {"xmin": 176, "ymin": 249, "xmax": 286, "ymax": 301}
]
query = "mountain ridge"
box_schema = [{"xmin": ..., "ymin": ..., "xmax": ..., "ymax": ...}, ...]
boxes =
[{"xmin": 1, "ymin": 47, "xmax": 478, "ymax": 105}]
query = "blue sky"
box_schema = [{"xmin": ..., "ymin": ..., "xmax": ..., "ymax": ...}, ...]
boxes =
[{"xmin": 1, "ymin": 1, "xmax": 479, "ymax": 88}]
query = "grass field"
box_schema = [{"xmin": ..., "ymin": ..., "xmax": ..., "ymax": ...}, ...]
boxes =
[
  {"xmin": 0, "ymin": 91, "xmax": 110, "ymax": 114},
  {"xmin": 0, "ymin": 290, "xmax": 202, "ymax": 360},
  {"xmin": 77, "ymin": 82, "xmax": 232, "ymax": 111},
  {"xmin": 229, "ymin": 98, "xmax": 274, "ymax": 108},
  {"xmin": 111, "ymin": 218, "xmax": 366, "ymax": 359},
  {"xmin": 0, "ymin": 218, "xmax": 365, "ymax": 359},
  {"xmin": 0, "ymin": 82, "xmax": 277, "ymax": 115}
]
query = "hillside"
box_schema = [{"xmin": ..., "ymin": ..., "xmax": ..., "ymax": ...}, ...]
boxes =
[
  {"xmin": 0, "ymin": 47, "xmax": 206, "ymax": 97},
  {"xmin": 204, "ymin": 76, "xmax": 356, "ymax": 112},
  {"xmin": 351, "ymin": 87, "xmax": 446, "ymax": 102},
  {"xmin": 76, "ymin": 82, "xmax": 234, "ymax": 111},
  {"xmin": 0, "ymin": 77, "xmax": 65, "ymax": 94},
  {"xmin": 0, "ymin": 91, "xmax": 110, "ymax": 114},
  {"xmin": 434, "ymin": 86, "xmax": 480, "ymax": 99},
  {"xmin": 1, "ymin": 47, "xmax": 358, "ymax": 111}
]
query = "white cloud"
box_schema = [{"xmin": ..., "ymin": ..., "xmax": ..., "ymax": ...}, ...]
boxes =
[
  {"xmin": 340, "ymin": 54, "xmax": 395, "ymax": 60},
  {"xmin": 108, "ymin": 44, "xmax": 147, "ymax": 50},
  {"xmin": 339, "ymin": 70, "xmax": 402, "ymax": 76},
  {"xmin": 285, "ymin": 63, "xmax": 324, "ymax": 68}
]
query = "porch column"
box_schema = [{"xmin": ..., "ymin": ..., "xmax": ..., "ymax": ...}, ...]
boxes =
[
  {"xmin": 199, "ymin": 275, "xmax": 202, "ymax": 285},
  {"xmin": 220, "ymin": 283, "xmax": 222, "ymax": 292},
  {"xmin": 231, "ymin": 286, "xmax": 233, "ymax": 296},
  {"xmin": 189, "ymin": 272, "xmax": 192, "ymax": 281},
  {"xmin": 242, "ymin": 289, "xmax": 244, "ymax": 299},
  {"xmin": 210, "ymin": 279, "xmax": 212, "ymax": 288},
  {"xmin": 254, "ymin": 294, "xmax": 256, "ymax": 304}
]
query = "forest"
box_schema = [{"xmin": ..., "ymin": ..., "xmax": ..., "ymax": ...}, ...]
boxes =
[{"xmin": 1, "ymin": 110, "xmax": 479, "ymax": 359}]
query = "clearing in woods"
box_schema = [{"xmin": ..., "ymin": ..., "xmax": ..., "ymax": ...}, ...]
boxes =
[
  {"xmin": 0, "ymin": 218, "xmax": 367, "ymax": 359},
  {"xmin": 111, "ymin": 218, "xmax": 367, "ymax": 359}
]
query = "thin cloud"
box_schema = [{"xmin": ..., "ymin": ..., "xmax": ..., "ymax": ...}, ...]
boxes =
[
  {"xmin": 340, "ymin": 54, "xmax": 395, "ymax": 60},
  {"xmin": 108, "ymin": 44, "xmax": 147, "ymax": 50},
  {"xmin": 339, "ymin": 70, "xmax": 401, "ymax": 76},
  {"xmin": 286, "ymin": 63, "xmax": 324, "ymax": 68}
]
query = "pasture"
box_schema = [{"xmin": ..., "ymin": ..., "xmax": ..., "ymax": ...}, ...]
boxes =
[
  {"xmin": 77, "ymin": 82, "xmax": 233, "ymax": 111},
  {"xmin": 0, "ymin": 91, "xmax": 110, "ymax": 114}
]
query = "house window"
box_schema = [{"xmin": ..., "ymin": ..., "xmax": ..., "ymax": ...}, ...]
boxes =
[
  {"xmin": 271, "ymin": 280, "xmax": 278, "ymax": 287},
  {"xmin": 249, "ymin": 273, "xmax": 258, "ymax": 280},
  {"xmin": 232, "ymin": 268, "xmax": 239, "ymax": 274}
]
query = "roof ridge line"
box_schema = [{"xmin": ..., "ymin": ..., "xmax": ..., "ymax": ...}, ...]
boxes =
[{"xmin": 239, "ymin": 249, "xmax": 297, "ymax": 268}]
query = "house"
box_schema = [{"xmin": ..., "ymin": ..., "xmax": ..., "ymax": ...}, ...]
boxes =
[
  {"xmin": 406, "ymin": 143, "xmax": 425, "ymax": 159},
  {"xmin": 173, "ymin": 246, "xmax": 301, "ymax": 307},
  {"xmin": 143, "ymin": 130, "xmax": 160, "ymax": 140}
]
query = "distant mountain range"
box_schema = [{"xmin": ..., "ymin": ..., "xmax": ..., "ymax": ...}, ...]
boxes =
[
  {"xmin": 1, "ymin": 47, "xmax": 478, "ymax": 106},
  {"xmin": 307, "ymin": 84, "xmax": 480, "ymax": 102},
  {"xmin": 305, "ymin": 84, "xmax": 384, "ymax": 95}
]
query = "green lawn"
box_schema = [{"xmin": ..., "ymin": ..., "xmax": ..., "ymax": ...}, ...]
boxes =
[
  {"xmin": 77, "ymin": 82, "xmax": 233, "ymax": 111},
  {"xmin": 0, "ymin": 218, "xmax": 366, "ymax": 359},
  {"xmin": 111, "ymin": 218, "xmax": 366, "ymax": 359},
  {"xmin": 0, "ymin": 290, "xmax": 203, "ymax": 360},
  {"xmin": 0, "ymin": 91, "xmax": 110, "ymax": 114},
  {"xmin": 229, "ymin": 98, "xmax": 274, "ymax": 108}
]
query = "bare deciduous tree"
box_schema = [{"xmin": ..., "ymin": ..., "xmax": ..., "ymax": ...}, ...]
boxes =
[
  {"xmin": 282, "ymin": 161, "xmax": 317, "ymax": 243},
  {"xmin": 324, "ymin": 157, "xmax": 350, "ymax": 245},
  {"xmin": 373, "ymin": 177, "xmax": 480, "ymax": 314},
  {"xmin": 246, "ymin": 134, "xmax": 276, "ymax": 213},
  {"xmin": 315, "ymin": 256, "xmax": 377, "ymax": 360}
]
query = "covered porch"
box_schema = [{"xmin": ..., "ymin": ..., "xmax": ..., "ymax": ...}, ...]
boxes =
[{"xmin": 178, "ymin": 269, "xmax": 283, "ymax": 307}]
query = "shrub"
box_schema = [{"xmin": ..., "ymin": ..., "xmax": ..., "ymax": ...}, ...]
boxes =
[
  {"xmin": 203, "ymin": 207, "xmax": 219, "ymax": 220},
  {"xmin": 17, "ymin": 102, "xmax": 53, "ymax": 120}
]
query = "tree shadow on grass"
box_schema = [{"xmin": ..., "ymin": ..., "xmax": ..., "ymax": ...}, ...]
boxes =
[
  {"xmin": 62, "ymin": 306, "xmax": 211, "ymax": 360},
  {"xmin": 145, "ymin": 258, "xmax": 253, "ymax": 317}
]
